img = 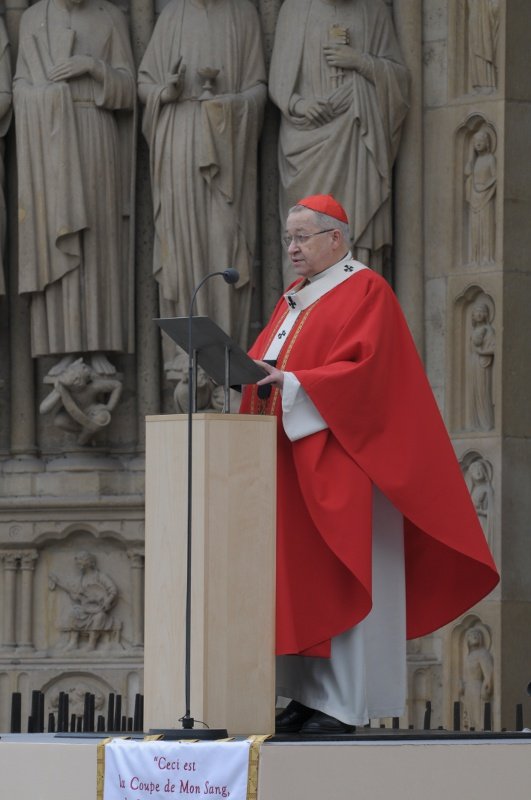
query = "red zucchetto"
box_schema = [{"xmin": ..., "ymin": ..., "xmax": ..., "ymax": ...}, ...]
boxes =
[{"xmin": 296, "ymin": 194, "xmax": 349, "ymax": 224}]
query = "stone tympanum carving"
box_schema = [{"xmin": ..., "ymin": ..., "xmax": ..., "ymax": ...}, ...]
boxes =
[
  {"xmin": 460, "ymin": 625, "xmax": 494, "ymax": 730},
  {"xmin": 467, "ymin": 0, "xmax": 499, "ymax": 94},
  {"xmin": 49, "ymin": 550, "xmax": 121, "ymax": 652},
  {"xmin": 39, "ymin": 358, "xmax": 123, "ymax": 446},
  {"xmin": 13, "ymin": 0, "xmax": 136, "ymax": 370},
  {"xmin": 138, "ymin": 0, "xmax": 267, "ymax": 351},
  {"xmin": 465, "ymin": 126, "xmax": 496, "ymax": 265},
  {"xmin": 269, "ymin": 0, "xmax": 409, "ymax": 282},
  {"xmin": 467, "ymin": 301, "xmax": 495, "ymax": 431},
  {"xmin": 0, "ymin": 20, "xmax": 11, "ymax": 297}
]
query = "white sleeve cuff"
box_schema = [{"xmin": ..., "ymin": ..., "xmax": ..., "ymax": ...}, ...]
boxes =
[{"xmin": 282, "ymin": 372, "xmax": 328, "ymax": 442}]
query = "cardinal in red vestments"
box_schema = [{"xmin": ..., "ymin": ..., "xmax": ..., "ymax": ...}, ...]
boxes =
[{"xmin": 240, "ymin": 194, "xmax": 499, "ymax": 734}]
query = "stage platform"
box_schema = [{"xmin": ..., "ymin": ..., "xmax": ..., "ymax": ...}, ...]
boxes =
[{"xmin": 1, "ymin": 731, "xmax": 531, "ymax": 800}]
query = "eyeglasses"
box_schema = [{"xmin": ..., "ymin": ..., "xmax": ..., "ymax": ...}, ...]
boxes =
[{"xmin": 282, "ymin": 229, "xmax": 335, "ymax": 248}]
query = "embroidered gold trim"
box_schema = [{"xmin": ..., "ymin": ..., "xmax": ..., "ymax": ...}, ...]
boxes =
[
  {"xmin": 251, "ymin": 300, "xmax": 317, "ymax": 417},
  {"xmin": 246, "ymin": 735, "xmax": 271, "ymax": 800},
  {"xmin": 96, "ymin": 738, "xmax": 113, "ymax": 800},
  {"xmin": 270, "ymin": 304, "xmax": 317, "ymax": 416}
]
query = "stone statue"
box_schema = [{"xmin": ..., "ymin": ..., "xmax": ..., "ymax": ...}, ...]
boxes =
[
  {"xmin": 465, "ymin": 127, "xmax": 496, "ymax": 265},
  {"xmin": 164, "ymin": 351, "xmax": 213, "ymax": 413},
  {"xmin": 138, "ymin": 0, "xmax": 267, "ymax": 355},
  {"xmin": 13, "ymin": 0, "xmax": 136, "ymax": 374},
  {"xmin": 468, "ymin": 0, "xmax": 499, "ymax": 93},
  {"xmin": 269, "ymin": 0, "xmax": 409, "ymax": 284},
  {"xmin": 49, "ymin": 550, "xmax": 121, "ymax": 652},
  {"xmin": 465, "ymin": 457, "xmax": 494, "ymax": 548},
  {"xmin": 461, "ymin": 626, "xmax": 494, "ymax": 730},
  {"xmin": 39, "ymin": 358, "xmax": 123, "ymax": 446},
  {"xmin": 467, "ymin": 301, "xmax": 495, "ymax": 431},
  {"xmin": 0, "ymin": 20, "xmax": 11, "ymax": 297}
]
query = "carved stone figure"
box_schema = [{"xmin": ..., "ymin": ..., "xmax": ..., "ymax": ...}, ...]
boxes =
[
  {"xmin": 465, "ymin": 127, "xmax": 496, "ymax": 264},
  {"xmin": 164, "ymin": 351, "xmax": 212, "ymax": 413},
  {"xmin": 138, "ymin": 0, "xmax": 267, "ymax": 352},
  {"xmin": 468, "ymin": 0, "xmax": 499, "ymax": 93},
  {"xmin": 269, "ymin": 0, "xmax": 409, "ymax": 283},
  {"xmin": 13, "ymin": 0, "xmax": 136, "ymax": 369},
  {"xmin": 49, "ymin": 550, "xmax": 121, "ymax": 652},
  {"xmin": 39, "ymin": 358, "xmax": 123, "ymax": 446},
  {"xmin": 461, "ymin": 626, "xmax": 494, "ymax": 730},
  {"xmin": 0, "ymin": 20, "xmax": 11, "ymax": 297},
  {"xmin": 49, "ymin": 682, "xmax": 105, "ymax": 716},
  {"xmin": 467, "ymin": 301, "xmax": 495, "ymax": 431},
  {"xmin": 465, "ymin": 457, "xmax": 494, "ymax": 548}
]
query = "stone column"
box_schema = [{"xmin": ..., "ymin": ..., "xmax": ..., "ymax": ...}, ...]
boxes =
[
  {"xmin": 258, "ymin": 0, "xmax": 284, "ymax": 321},
  {"xmin": 5, "ymin": 0, "xmax": 29, "ymax": 58},
  {"xmin": 130, "ymin": 0, "xmax": 155, "ymax": 67},
  {"xmin": 132, "ymin": 4, "xmax": 160, "ymax": 447},
  {"xmin": 5, "ymin": 0, "xmax": 39, "ymax": 466},
  {"xmin": 392, "ymin": 0, "xmax": 425, "ymax": 357},
  {"xmin": 17, "ymin": 549, "xmax": 38, "ymax": 652},
  {"xmin": 495, "ymin": 0, "xmax": 531, "ymax": 729},
  {"xmin": 1, "ymin": 552, "xmax": 18, "ymax": 650},
  {"xmin": 127, "ymin": 548, "xmax": 145, "ymax": 648}
]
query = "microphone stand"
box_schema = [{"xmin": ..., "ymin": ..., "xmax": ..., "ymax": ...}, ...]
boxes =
[{"xmin": 151, "ymin": 269, "xmax": 238, "ymax": 740}]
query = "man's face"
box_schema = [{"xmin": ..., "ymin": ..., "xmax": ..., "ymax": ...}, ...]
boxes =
[{"xmin": 285, "ymin": 209, "xmax": 341, "ymax": 279}]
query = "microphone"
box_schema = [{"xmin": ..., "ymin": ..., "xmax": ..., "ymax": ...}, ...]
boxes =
[
  {"xmin": 222, "ymin": 268, "xmax": 239, "ymax": 284},
  {"xmin": 189, "ymin": 269, "xmax": 240, "ymax": 317}
]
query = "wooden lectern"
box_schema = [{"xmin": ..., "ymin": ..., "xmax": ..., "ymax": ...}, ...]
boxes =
[{"xmin": 144, "ymin": 412, "xmax": 277, "ymax": 735}]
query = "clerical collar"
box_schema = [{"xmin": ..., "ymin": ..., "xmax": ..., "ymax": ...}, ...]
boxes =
[
  {"xmin": 283, "ymin": 253, "xmax": 366, "ymax": 312},
  {"xmin": 307, "ymin": 252, "xmax": 351, "ymax": 283}
]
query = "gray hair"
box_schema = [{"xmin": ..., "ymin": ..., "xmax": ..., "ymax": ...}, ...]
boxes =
[{"xmin": 288, "ymin": 204, "xmax": 351, "ymax": 243}]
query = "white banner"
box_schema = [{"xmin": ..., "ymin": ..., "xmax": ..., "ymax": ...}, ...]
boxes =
[{"xmin": 103, "ymin": 739, "xmax": 252, "ymax": 800}]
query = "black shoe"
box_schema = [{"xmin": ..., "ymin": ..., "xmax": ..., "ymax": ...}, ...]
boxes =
[
  {"xmin": 300, "ymin": 710, "xmax": 355, "ymax": 735},
  {"xmin": 275, "ymin": 700, "xmax": 315, "ymax": 733}
]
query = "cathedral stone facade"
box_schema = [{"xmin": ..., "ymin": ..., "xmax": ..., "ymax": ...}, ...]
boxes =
[{"xmin": 0, "ymin": 0, "xmax": 529, "ymax": 732}]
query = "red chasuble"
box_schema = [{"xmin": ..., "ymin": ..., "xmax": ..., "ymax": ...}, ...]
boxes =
[{"xmin": 240, "ymin": 268, "xmax": 499, "ymax": 657}]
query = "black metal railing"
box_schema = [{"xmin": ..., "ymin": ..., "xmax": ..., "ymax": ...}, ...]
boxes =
[{"xmin": 8, "ymin": 690, "xmax": 144, "ymax": 734}]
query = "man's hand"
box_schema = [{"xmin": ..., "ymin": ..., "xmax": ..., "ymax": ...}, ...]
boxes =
[
  {"xmin": 255, "ymin": 360, "xmax": 285, "ymax": 390},
  {"xmin": 323, "ymin": 44, "xmax": 365, "ymax": 71},
  {"xmin": 49, "ymin": 55, "xmax": 103, "ymax": 83}
]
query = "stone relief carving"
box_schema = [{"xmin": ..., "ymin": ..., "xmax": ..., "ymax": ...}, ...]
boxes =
[
  {"xmin": 1, "ymin": 536, "xmax": 145, "ymax": 667},
  {"xmin": 48, "ymin": 680, "xmax": 106, "ymax": 717},
  {"xmin": 467, "ymin": 0, "xmax": 499, "ymax": 94},
  {"xmin": 467, "ymin": 299, "xmax": 495, "ymax": 431},
  {"xmin": 450, "ymin": 285, "xmax": 496, "ymax": 434},
  {"xmin": 465, "ymin": 125, "xmax": 497, "ymax": 265},
  {"xmin": 165, "ymin": 352, "xmax": 212, "ymax": 413},
  {"xmin": 138, "ymin": 0, "xmax": 267, "ymax": 358},
  {"xmin": 39, "ymin": 358, "xmax": 123, "ymax": 446},
  {"xmin": 460, "ymin": 623, "xmax": 494, "ymax": 730},
  {"xmin": 49, "ymin": 550, "xmax": 122, "ymax": 653},
  {"xmin": 0, "ymin": 19, "xmax": 11, "ymax": 297},
  {"xmin": 462, "ymin": 452, "xmax": 495, "ymax": 548},
  {"xmin": 164, "ymin": 351, "xmax": 240, "ymax": 413},
  {"xmin": 269, "ymin": 0, "xmax": 409, "ymax": 283},
  {"xmin": 13, "ymin": 0, "xmax": 136, "ymax": 373}
]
